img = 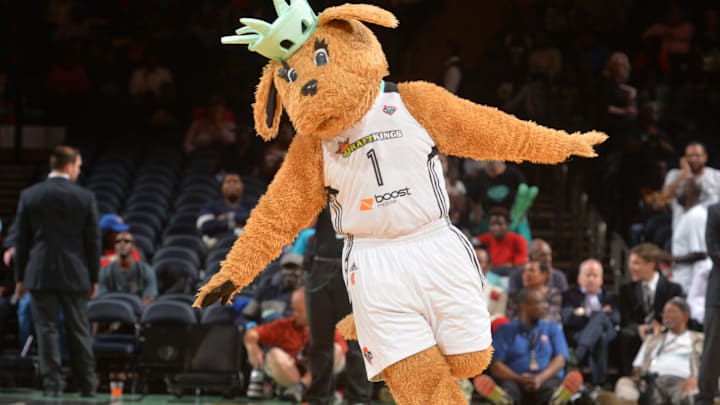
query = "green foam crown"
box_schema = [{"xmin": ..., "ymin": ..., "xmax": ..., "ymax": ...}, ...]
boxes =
[{"xmin": 221, "ymin": 0, "xmax": 318, "ymax": 61}]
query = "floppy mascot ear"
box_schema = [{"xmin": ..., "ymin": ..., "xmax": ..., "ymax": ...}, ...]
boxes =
[
  {"xmin": 318, "ymin": 4, "xmax": 398, "ymax": 28},
  {"xmin": 252, "ymin": 61, "xmax": 283, "ymax": 141}
]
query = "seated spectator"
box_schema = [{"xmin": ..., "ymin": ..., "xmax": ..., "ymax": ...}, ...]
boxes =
[
  {"xmin": 3, "ymin": 220, "xmax": 69, "ymax": 359},
  {"xmin": 99, "ymin": 214, "xmax": 141, "ymax": 267},
  {"xmin": 509, "ymin": 238, "xmax": 568, "ymax": 294},
  {"xmin": 618, "ymin": 242, "xmax": 684, "ymax": 376},
  {"xmin": 474, "ymin": 288, "xmax": 582, "ymax": 405},
  {"xmin": 241, "ymin": 252, "xmax": 305, "ymax": 324},
  {"xmin": 561, "ymin": 259, "xmax": 620, "ymax": 388},
  {"xmin": 507, "ymin": 260, "xmax": 562, "ymax": 323},
  {"xmin": 474, "ymin": 241, "xmax": 491, "ymax": 272},
  {"xmin": 475, "ymin": 242, "xmax": 509, "ymax": 319},
  {"xmin": 196, "ymin": 172, "xmax": 257, "ymax": 247},
  {"xmin": 615, "ymin": 297, "xmax": 702, "ymax": 404},
  {"xmin": 467, "ymin": 160, "xmax": 531, "ymax": 240},
  {"xmin": 476, "ymin": 207, "xmax": 528, "ymax": 269},
  {"xmin": 4, "ymin": 221, "xmax": 69, "ymax": 354},
  {"xmin": 243, "ymin": 287, "xmax": 348, "ymax": 402},
  {"xmin": 662, "ymin": 142, "xmax": 720, "ymax": 232},
  {"xmin": 97, "ymin": 231, "xmax": 157, "ymax": 305},
  {"xmin": 128, "ymin": 52, "xmax": 173, "ymax": 100},
  {"xmin": 183, "ymin": 93, "xmax": 236, "ymax": 154}
]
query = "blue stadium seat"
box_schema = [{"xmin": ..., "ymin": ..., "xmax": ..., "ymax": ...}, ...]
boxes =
[
  {"xmin": 133, "ymin": 234, "xmax": 155, "ymax": 261},
  {"xmin": 152, "ymin": 258, "xmax": 198, "ymax": 295},
  {"xmin": 162, "ymin": 223, "xmax": 201, "ymax": 238},
  {"xmin": 126, "ymin": 193, "xmax": 171, "ymax": 211},
  {"xmin": 137, "ymin": 300, "xmax": 196, "ymax": 392},
  {"xmin": 124, "ymin": 212, "xmax": 164, "ymax": 235},
  {"xmin": 200, "ymin": 304, "xmax": 236, "ymax": 325},
  {"xmin": 162, "ymin": 235, "xmax": 206, "ymax": 262},
  {"xmin": 95, "ymin": 292, "xmax": 143, "ymax": 318},
  {"xmin": 125, "ymin": 201, "xmax": 168, "ymax": 221},
  {"xmin": 87, "ymin": 298, "xmax": 139, "ymax": 389},
  {"xmin": 153, "ymin": 246, "xmax": 200, "ymax": 269}
]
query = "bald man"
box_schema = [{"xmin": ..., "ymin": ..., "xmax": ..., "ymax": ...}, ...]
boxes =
[{"xmin": 561, "ymin": 259, "xmax": 620, "ymax": 388}]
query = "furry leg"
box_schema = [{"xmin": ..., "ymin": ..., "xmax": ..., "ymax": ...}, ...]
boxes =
[
  {"xmin": 446, "ymin": 347, "xmax": 494, "ymax": 379},
  {"xmin": 336, "ymin": 313, "xmax": 357, "ymax": 340},
  {"xmin": 382, "ymin": 345, "xmax": 466, "ymax": 405}
]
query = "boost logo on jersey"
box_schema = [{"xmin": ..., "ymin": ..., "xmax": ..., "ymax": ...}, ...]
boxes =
[{"xmin": 359, "ymin": 187, "xmax": 411, "ymax": 210}]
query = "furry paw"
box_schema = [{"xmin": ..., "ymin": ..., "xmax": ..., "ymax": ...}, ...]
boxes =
[
  {"xmin": 336, "ymin": 313, "xmax": 357, "ymax": 340},
  {"xmin": 193, "ymin": 277, "xmax": 238, "ymax": 308},
  {"xmin": 571, "ymin": 131, "xmax": 608, "ymax": 157}
]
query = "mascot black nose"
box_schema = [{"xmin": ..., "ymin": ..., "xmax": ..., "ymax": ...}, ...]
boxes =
[{"xmin": 302, "ymin": 80, "xmax": 318, "ymax": 96}]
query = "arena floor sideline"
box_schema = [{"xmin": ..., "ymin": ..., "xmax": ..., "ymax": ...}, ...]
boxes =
[{"xmin": 0, "ymin": 390, "xmax": 298, "ymax": 405}]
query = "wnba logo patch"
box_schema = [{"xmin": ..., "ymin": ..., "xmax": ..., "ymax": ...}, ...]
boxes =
[
  {"xmin": 362, "ymin": 347, "xmax": 374, "ymax": 364},
  {"xmin": 382, "ymin": 105, "xmax": 397, "ymax": 115}
]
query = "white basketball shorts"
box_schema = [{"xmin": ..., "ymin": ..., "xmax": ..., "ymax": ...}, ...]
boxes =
[{"xmin": 342, "ymin": 219, "xmax": 493, "ymax": 380}]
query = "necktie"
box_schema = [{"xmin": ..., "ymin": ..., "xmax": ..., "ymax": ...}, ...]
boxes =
[{"xmin": 643, "ymin": 284, "xmax": 653, "ymax": 314}]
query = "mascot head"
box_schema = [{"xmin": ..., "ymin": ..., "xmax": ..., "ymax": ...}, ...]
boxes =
[{"xmin": 222, "ymin": 0, "xmax": 398, "ymax": 140}]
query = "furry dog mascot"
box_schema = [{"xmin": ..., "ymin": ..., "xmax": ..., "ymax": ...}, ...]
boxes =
[{"xmin": 193, "ymin": 1, "xmax": 607, "ymax": 403}]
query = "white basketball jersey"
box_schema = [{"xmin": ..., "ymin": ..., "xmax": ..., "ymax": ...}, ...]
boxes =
[{"xmin": 321, "ymin": 82, "xmax": 450, "ymax": 238}]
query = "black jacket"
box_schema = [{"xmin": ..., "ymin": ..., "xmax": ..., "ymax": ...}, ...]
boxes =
[
  {"xmin": 14, "ymin": 177, "xmax": 100, "ymax": 292},
  {"xmin": 618, "ymin": 272, "xmax": 683, "ymax": 329},
  {"xmin": 562, "ymin": 286, "xmax": 620, "ymax": 336}
]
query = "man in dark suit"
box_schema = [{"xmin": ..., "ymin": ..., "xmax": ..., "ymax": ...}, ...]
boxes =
[
  {"xmin": 697, "ymin": 201, "xmax": 720, "ymax": 405},
  {"xmin": 617, "ymin": 242, "xmax": 684, "ymax": 376},
  {"xmin": 562, "ymin": 259, "xmax": 619, "ymax": 388},
  {"xmin": 303, "ymin": 205, "xmax": 372, "ymax": 405},
  {"xmin": 14, "ymin": 146, "xmax": 99, "ymax": 397}
]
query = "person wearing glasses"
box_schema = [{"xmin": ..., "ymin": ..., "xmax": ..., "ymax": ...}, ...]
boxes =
[
  {"xmin": 615, "ymin": 297, "xmax": 703, "ymax": 404},
  {"xmin": 99, "ymin": 214, "xmax": 142, "ymax": 267},
  {"xmin": 97, "ymin": 231, "xmax": 157, "ymax": 305}
]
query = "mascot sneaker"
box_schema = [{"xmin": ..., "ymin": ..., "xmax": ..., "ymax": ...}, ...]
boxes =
[{"xmin": 473, "ymin": 374, "xmax": 512, "ymax": 405}]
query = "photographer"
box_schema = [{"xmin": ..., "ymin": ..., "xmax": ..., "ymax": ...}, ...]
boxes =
[{"xmin": 615, "ymin": 297, "xmax": 703, "ymax": 404}]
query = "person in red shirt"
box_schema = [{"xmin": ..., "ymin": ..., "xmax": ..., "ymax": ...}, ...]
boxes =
[
  {"xmin": 476, "ymin": 207, "xmax": 528, "ymax": 268},
  {"xmin": 243, "ymin": 287, "xmax": 348, "ymax": 402}
]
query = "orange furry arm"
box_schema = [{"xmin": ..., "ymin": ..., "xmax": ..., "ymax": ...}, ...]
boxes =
[
  {"xmin": 398, "ymin": 81, "xmax": 607, "ymax": 163},
  {"xmin": 193, "ymin": 133, "xmax": 326, "ymax": 306}
]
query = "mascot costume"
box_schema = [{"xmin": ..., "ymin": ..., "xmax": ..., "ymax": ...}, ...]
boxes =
[{"xmin": 193, "ymin": 1, "xmax": 607, "ymax": 403}]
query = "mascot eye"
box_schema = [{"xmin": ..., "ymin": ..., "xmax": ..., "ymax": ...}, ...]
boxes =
[
  {"xmin": 314, "ymin": 48, "xmax": 329, "ymax": 66},
  {"xmin": 279, "ymin": 67, "xmax": 298, "ymax": 83},
  {"xmin": 286, "ymin": 68, "xmax": 298, "ymax": 83}
]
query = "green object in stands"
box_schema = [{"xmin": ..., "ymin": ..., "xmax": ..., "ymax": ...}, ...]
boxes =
[{"xmin": 510, "ymin": 183, "xmax": 538, "ymax": 230}]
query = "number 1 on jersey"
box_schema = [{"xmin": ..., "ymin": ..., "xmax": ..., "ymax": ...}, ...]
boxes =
[{"xmin": 366, "ymin": 148, "xmax": 384, "ymax": 186}]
